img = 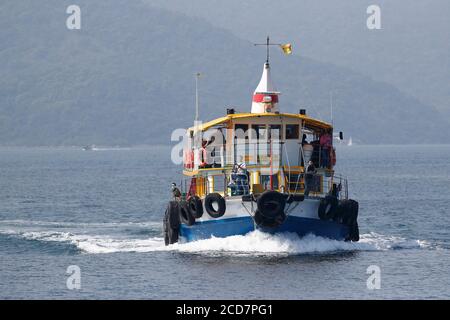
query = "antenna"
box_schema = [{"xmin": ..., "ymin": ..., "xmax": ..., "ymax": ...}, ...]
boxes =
[
  {"xmin": 330, "ymin": 91, "xmax": 334, "ymax": 126},
  {"xmin": 195, "ymin": 72, "xmax": 201, "ymax": 122}
]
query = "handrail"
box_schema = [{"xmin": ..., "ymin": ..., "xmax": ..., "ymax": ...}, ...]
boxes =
[{"xmin": 178, "ymin": 171, "xmax": 348, "ymax": 200}]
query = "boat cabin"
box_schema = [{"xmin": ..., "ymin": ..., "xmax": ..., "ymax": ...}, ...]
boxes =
[{"xmin": 180, "ymin": 62, "xmax": 343, "ymax": 200}]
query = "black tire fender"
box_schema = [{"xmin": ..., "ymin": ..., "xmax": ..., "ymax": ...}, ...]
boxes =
[
  {"xmin": 333, "ymin": 199, "xmax": 350, "ymax": 223},
  {"xmin": 255, "ymin": 191, "xmax": 287, "ymax": 228},
  {"xmin": 163, "ymin": 201, "xmax": 180, "ymax": 245},
  {"xmin": 188, "ymin": 195, "xmax": 203, "ymax": 219},
  {"xmin": 179, "ymin": 200, "xmax": 195, "ymax": 226},
  {"xmin": 341, "ymin": 199, "xmax": 359, "ymax": 242},
  {"xmin": 342, "ymin": 199, "xmax": 359, "ymax": 226},
  {"xmin": 167, "ymin": 201, "xmax": 181, "ymax": 229},
  {"xmin": 318, "ymin": 195, "xmax": 338, "ymax": 220},
  {"xmin": 204, "ymin": 193, "xmax": 226, "ymax": 218}
]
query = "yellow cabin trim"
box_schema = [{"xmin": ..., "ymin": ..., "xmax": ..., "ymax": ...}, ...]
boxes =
[{"xmin": 188, "ymin": 112, "xmax": 332, "ymax": 133}]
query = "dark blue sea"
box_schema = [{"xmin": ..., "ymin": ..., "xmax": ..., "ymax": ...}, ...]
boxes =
[{"xmin": 0, "ymin": 145, "xmax": 449, "ymax": 299}]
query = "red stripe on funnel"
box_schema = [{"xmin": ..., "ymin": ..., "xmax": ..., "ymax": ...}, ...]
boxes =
[{"xmin": 252, "ymin": 93, "xmax": 279, "ymax": 103}]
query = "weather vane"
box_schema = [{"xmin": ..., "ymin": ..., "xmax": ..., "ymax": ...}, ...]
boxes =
[{"xmin": 254, "ymin": 36, "xmax": 292, "ymax": 63}]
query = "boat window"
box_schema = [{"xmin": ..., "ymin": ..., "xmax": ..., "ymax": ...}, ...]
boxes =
[
  {"xmin": 234, "ymin": 124, "xmax": 249, "ymax": 138},
  {"xmin": 253, "ymin": 124, "xmax": 268, "ymax": 140},
  {"xmin": 234, "ymin": 124, "xmax": 249, "ymax": 164},
  {"xmin": 261, "ymin": 174, "xmax": 279, "ymax": 190},
  {"xmin": 269, "ymin": 125, "xmax": 281, "ymax": 141},
  {"xmin": 286, "ymin": 124, "xmax": 299, "ymax": 139}
]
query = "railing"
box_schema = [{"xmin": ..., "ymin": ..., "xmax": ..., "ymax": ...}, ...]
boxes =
[
  {"xmin": 287, "ymin": 172, "xmax": 348, "ymax": 200},
  {"xmin": 176, "ymin": 170, "xmax": 348, "ymax": 200}
]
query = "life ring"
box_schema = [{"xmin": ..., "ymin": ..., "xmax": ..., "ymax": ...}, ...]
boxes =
[
  {"xmin": 318, "ymin": 195, "xmax": 338, "ymax": 220},
  {"xmin": 254, "ymin": 191, "xmax": 286, "ymax": 228},
  {"xmin": 188, "ymin": 195, "xmax": 203, "ymax": 219},
  {"xmin": 179, "ymin": 200, "xmax": 195, "ymax": 226},
  {"xmin": 204, "ymin": 193, "xmax": 226, "ymax": 218},
  {"xmin": 163, "ymin": 201, "xmax": 180, "ymax": 245}
]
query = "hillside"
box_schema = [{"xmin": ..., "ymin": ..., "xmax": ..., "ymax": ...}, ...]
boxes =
[
  {"xmin": 152, "ymin": 0, "xmax": 450, "ymax": 119},
  {"xmin": 0, "ymin": 0, "xmax": 448, "ymax": 146}
]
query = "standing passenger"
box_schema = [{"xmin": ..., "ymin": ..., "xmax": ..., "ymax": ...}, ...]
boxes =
[
  {"xmin": 304, "ymin": 160, "xmax": 316, "ymax": 196},
  {"xmin": 320, "ymin": 130, "xmax": 332, "ymax": 168}
]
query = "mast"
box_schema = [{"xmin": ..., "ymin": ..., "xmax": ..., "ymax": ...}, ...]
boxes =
[
  {"xmin": 195, "ymin": 72, "xmax": 201, "ymax": 122},
  {"xmin": 269, "ymin": 130, "xmax": 274, "ymax": 190},
  {"xmin": 330, "ymin": 91, "xmax": 334, "ymax": 126},
  {"xmin": 254, "ymin": 36, "xmax": 281, "ymax": 64},
  {"xmin": 251, "ymin": 37, "xmax": 281, "ymax": 114}
]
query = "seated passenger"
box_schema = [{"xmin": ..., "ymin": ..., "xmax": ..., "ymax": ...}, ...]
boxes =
[{"xmin": 229, "ymin": 162, "xmax": 249, "ymax": 195}]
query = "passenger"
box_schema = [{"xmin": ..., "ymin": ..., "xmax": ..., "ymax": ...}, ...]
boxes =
[
  {"xmin": 304, "ymin": 160, "xmax": 316, "ymax": 197},
  {"xmin": 236, "ymin": 162, "xmax": 249, "ymax": 195},
  {"xmin": 319, "ymin": 130, "xmax": 332, "ymax": 168},
  {"xmin": 331, "ymin": 183, "xmax": 340, "ymax": 198},
  {"xmin": 206, "ymin": 136, "xmax": 219, "ymax": 167},
  {"xmin": 199, "ymin": 140, "xmax": 212, "ymax": 168},
  {"xmin": 302, "ymin": 134, "xmax": 308, "ymax": 145},
  {"xmin": 301, "ymin": 134, "xmax": 313, "ymax": 166},
  {"xmin": 171, "ymin": 182, "xmax": 182, "ymax": 200},
  {"xmin": 227, "ymin": 171, "xmax": 237, "ymax": 196},
  {"xmin": 230, "ymin": 162, "xmax": 249, "ymax": 195}
]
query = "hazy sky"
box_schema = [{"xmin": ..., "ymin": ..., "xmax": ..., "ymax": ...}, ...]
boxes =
[{"xmin": 150, "ymin": 0, "xmax": 450, "ymax": 116}]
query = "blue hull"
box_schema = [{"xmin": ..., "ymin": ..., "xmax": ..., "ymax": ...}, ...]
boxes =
[{"xmin": 179, "ymin": 216, "xmax": 349, "ymax": 242}]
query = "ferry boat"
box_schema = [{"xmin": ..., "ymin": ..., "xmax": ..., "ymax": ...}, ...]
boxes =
[{"xmin": 163, "ymin": 41, "xmax": 359, "ymax": 245}]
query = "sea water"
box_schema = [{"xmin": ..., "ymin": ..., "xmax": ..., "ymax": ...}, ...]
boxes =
[{"xmin": 0, "ymin": 145, "xmax": 449, "ymax": 299}]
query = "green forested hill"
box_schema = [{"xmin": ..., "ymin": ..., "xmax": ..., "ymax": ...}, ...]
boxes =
[{"xmin": 0, "ymin": 0, "xmax": 447, "ymax": 145}]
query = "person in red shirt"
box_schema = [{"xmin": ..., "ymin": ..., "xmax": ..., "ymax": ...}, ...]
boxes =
[{"xmin": 319, "ymin": 130, "xmax": 332, "ymax": 168}]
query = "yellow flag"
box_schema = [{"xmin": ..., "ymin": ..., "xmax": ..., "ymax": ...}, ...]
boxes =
[{"xmin": 280, "ymin": 43, "xmax": 292, "ymax": 55}]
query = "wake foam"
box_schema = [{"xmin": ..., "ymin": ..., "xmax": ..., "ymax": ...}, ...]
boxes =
[
  {"xmin": 0, "ymin": 223, "xmax": 432, "ymax": 255},
  {"xmin": 170, "ymin": 231, "xmax": 431, "ymax": 256}
]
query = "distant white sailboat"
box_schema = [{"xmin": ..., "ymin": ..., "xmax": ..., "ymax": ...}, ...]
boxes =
[{"xmin": 347, "ymin": 137, "xmax": 353, "ymax": 146}]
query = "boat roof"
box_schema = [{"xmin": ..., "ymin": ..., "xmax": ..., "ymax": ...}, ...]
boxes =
[{"xmin": 188, "ymin": 112, "xmax": 332, "ymax": 132}]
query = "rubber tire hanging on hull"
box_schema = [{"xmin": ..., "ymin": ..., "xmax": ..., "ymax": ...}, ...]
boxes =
[
  {"xmin": 254, "ymin": 191, "xmax": 287, "ymax": 228},
  {"xmin": 343, "ymin": 199, "xmax": 359, "ymax": 242},
  {"xmin": 204, "ymin": 193, "xmax": 226, "ymax": 218},
  {"xmin": 179, "ymin": 200, "xmax": 195, "ymax": 226},
  {"xmin": 188, "ymin": 195, "xmax": 203, "ymax": 219},
  {"xmin": 334, "ymin": 199, "xmax": 359, "ymax": 242},
  {"xmin": 163, "ymin": 201, "xmax": 180, "ymax": 245},
  {"xmin": 318, "ymin": 195, "xmax": 338, "ymax": 220}
]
